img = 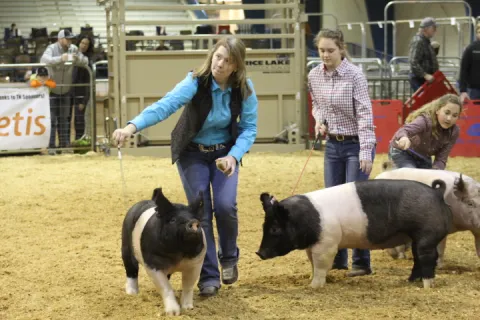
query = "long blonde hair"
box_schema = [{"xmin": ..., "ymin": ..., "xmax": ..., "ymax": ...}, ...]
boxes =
[
  {"xmin": 314, "ymin": 28, "xmax": 351, "ymax": 61},
  {"xmin": 193, "ymin": 36, "xmax": 252, "ymax": 100},
  {"xmin": 406, "ymin": 93, "xmax": 462, "ymax": 138}
]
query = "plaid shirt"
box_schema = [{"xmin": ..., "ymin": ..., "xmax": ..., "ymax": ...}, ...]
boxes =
[
  {"xmin": 308, "ymin": 58, "xmax": 376, "ymax": 161},
  {"xmin": 409, "ymin": 34, "xmax": 439, "ymax": 78}
]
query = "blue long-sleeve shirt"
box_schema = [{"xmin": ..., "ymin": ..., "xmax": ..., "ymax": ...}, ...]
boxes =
[{"xmin": 129, "ymin": 72, "xmax": 258, "ymax": 161}]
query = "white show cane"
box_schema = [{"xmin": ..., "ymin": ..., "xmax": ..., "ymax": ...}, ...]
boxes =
[{"xmin": 113, "ymin": 118, "xmax": 128, "ymax": 208}]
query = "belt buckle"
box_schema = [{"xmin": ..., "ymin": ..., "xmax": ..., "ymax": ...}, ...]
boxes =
[
  {"xmin": 336, "ymin": 134, "xmax": 345, "ymax": 142},
  {"xmin": 198, "ymin": 144, "xmax": 208, "ymax": 153}
]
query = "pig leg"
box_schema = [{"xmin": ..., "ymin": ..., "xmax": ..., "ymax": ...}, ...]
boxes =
[
  {"xmin": 122, "ymin": 244, "xmax": 139, "ymax": 295},
  {"xmin": 309, "ymin": 243, "xmax": 338, "ymax": 289},
  {"xmin": 408, "ymin": 241, "xmax": 422, "ymax": 283},
  {"xmin": 474, "ymin": 233, "xmax": 480, "ymax": 258},
  {"xmin": 416, "ymin": 240, "xmax": 439, "ymax": 289},
  {"xmin": 386, "ymin": 247, "xmax": 400, "ymax": 259},
  {"xmin": 145, "ymin": 267, "xmax": 181, "ymax": 316},
  {"xmin": 306, "ymin": 248, "xmax": 313, "ymax": 280},
  {"xmin": 436, "ymin": 237, "xmax": 447, "ymax": 269},
  {"xmin": 180, "ymin": 262, "xmax": 203, "ymax": 310},
  {"xmin": 396, "ymin": 244, "xmax": 408, "ymax": 259}
]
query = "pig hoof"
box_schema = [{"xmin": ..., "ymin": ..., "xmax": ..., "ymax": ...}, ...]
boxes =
[
  {"xmin": 125, "ymin": 278, "xmax": 139, "ymax": 295},
  {"xmin": 310, "ymin": 279, "xmax": 326, "ymax": 289},
  {"xmin": 386, "ymin": 248, "xmax": 399, "ymax": 259},
  {"xmin": 164, "ymin": 300, "xmax": 181, "ymax": 316},
  {"xmin": 181, "ymin": 293, "xmax": 194, "ymax": 310},
  {"xmin": 398, "ymin": 252, "xmax": 406, "ymax": 259},
  {"xmin": 422, "ymin": 278, "xmax": 434, "ymax": 289},
  {"xmin": 181, "ymin": 302, "xmax": 194, "ymax": 310}
]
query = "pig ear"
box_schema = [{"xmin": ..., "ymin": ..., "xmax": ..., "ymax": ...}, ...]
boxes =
[
  {"xmin": 152, "ymin": 188, "xmax": 174, "ymax": 213},
  {"xmin": 274, "ymin": 204, "xmax": 289, "ymax": 221},
  {"xmin": 260, "ymin": 192, "xmax": 277, "ymax": 212},
  {"xmin": 190, "ymin": 191, "xmax": 204, "ymax": 219},
  {"xmin": 151, "ymin": 188, "xmax": 162, "ymax": 201},
  {"xmin": 453, "ymin": 174, "xmax": 469, "ymax": 200}
]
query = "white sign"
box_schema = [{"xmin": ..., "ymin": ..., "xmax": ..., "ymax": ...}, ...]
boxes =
[{"xmin": 0, "ymin": 87, "xmax": 51, "ymax": 150}]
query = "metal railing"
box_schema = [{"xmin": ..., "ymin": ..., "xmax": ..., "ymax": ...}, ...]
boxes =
[{"xmin": 0, "ymin": 62, "xmax": 97, "ymax": 154}]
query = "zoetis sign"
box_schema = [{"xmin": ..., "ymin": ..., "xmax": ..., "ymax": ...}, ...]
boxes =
[{"xmin": 0, "ymin": 87, "xmax": 50, "ymax": 150}]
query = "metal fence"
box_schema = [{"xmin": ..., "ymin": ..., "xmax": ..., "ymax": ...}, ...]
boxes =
[{"xmin": 0, "ymin": 63, "xmax": 96, "ymax": 155}]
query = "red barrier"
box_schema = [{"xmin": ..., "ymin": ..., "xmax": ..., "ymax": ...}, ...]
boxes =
[
  {"xmin": 372, "ymin": 100, "xmax": 403, "ymax": 153},
  {"xmin": 450, "ymin": 100, "xmax": 480, "ymax": 157},
  {"xmin": 403, "ymin": 70, "xmax": 458, "ymax": 122}
]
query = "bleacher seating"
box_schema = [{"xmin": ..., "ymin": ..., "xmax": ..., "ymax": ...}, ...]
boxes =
[{"xmin": 0, "ymin": 0, "xmax": 195, "ymax": 50}]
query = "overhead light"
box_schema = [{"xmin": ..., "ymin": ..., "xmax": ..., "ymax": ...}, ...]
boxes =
[
  {"xmin": 450, "ymin": 17, "xmax": 456, "ymax": 25},
  {"xmin": 409, "ymin": 20, "xmax": 414, "ymax": 28},
  {"xmin": 377, "ymin": 22, "xmax": 383, "ymax": 28},
  {"xmin": 347, "ymin": 23, "xmax": 352, "ymax": 30}
]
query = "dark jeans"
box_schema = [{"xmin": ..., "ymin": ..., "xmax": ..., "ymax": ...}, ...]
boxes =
[
  {"xmin": 388, "ymin": 146, "xmax": 433, "ymax": 169},
  {"xmin": 176, "ymin": 143, "xmax": 239, "ymax": 290},
  {"xmin": 73, "ymin": 103, "xmax": 86, "ymax": 140},
  {"xmin": 324, "ymin": 139, "xmax": 376, "ymax": 270},
  {"xmin": 49, "ymin": 93, "xmax": 71, "ymax": 148},
  {"xmin": 467, "ymin": 88, "xmax": 480, "ymax": 100},
  {"xmin": 408, "ymin": 73, "xmax": 425, "ymax": 92}
]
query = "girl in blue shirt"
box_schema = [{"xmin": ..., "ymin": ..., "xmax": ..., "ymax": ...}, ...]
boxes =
[{"xmin": 113, "ymin": 36, "xmax": 258, "ymax": 297}]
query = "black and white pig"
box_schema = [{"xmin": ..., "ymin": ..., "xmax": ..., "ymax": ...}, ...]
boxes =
[
  {"xmin": 375, "ymin": 168, "xmax": 480, "ymax": 266},
  {"xmin": 256, "ymin": 179, "xmax": 455, "ymax": 289},
  {"xmin": 121, "ymin": 188, "xmax": 206, "ymax": 316}
]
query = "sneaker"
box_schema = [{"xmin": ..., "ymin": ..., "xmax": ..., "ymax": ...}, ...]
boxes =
[
  {"xmin": 347, "ymin": 267, "xmax": 373, "ymax": 277},
  {"xmin": 199, "ymin": 286, "xmax": 218, "ymax": 297},
  {"xmin": 221, "ymin": 265, "xmax": 238, "ymax": 285},
  {"xmin": 47, "ymin": 149, "xmax": 56, "ymax": 156}
]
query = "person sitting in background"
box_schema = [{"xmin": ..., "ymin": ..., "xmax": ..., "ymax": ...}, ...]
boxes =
[
  {"xmin": 6, "ymin": 23, "xmax": 21, "ymax": 39},
  {"xmin": 388, "ymin": 94, "xmax": 461, "ymax": 170},
  {"xmin": 155, "ymin": 40, "xmax": 170, "ymax": 51}
]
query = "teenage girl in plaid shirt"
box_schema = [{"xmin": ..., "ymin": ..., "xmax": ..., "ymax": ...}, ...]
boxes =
[{"xmin": 308, "ymin": 29, "xmax": 377, "ymax": 277}]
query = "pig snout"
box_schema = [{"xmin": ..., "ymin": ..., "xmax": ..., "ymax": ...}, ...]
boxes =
[
  {"xmin": 186, "ymin": 220, "xmax": 200, "ymax": 232},
  {"xmin": 256, "ymin": 250, "xmax": 267, "ymax": 260},
  {"xmin": 255, "ymin": 251, "xmax": 265, "ymax": 260}
]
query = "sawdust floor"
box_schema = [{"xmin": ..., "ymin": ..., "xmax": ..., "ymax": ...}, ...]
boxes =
[{"xmin": 1, "ymin": 151, "xmax": 480, "ymax": 320}]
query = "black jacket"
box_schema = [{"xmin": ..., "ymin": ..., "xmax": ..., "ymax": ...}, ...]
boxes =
[
  {"xmin": 459, "ymin": 40, "xmax": 480, "ymax": 92},
  {"xmin": 72, "ymin": 62, "xmax": 91, "ymax": 105},
  {"xmin": 170, "ymin": 75, "xmax": 242, "ymax": 164}
]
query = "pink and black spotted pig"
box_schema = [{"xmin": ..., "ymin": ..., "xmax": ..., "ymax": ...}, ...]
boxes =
[
  {"xmin": 375, "ymin": 167, "xmax": 480, "ymax": 266},
  {"xmin": 256, "ymin": 179, "xmax": 458, "ymax": 289},
  {"xmin": 121, "ymin": 188, "xmax": 206, "ymax": 316}
]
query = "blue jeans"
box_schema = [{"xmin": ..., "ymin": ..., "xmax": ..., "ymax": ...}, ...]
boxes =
[
  {"xmin": 388, "ymin": 146, "xmax": 433, "ymax": 169},
  {"xmin": 324, "ymin": 139, "xmax": 375, "ymax": 270},
  {"xmin": 467, "ymin": 88, "xmax": 480, "ymax": 100},
  {"xmin": 176, "ymin": 144, "xmax": 239, "ymax": 290},
  {"xmin": 49, "ymin": 93, "xmax": 72, "ymax": 148}
]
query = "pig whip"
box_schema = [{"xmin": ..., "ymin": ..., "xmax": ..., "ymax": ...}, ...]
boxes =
[{"xmin": 113, "ymin": 118, "xmax": 128, "ymax": 209}]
